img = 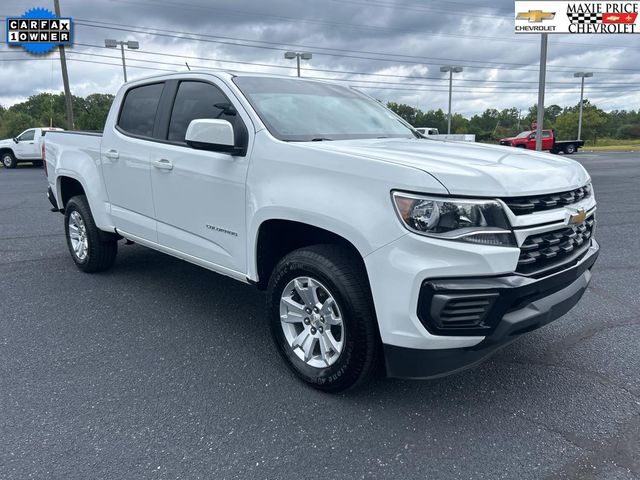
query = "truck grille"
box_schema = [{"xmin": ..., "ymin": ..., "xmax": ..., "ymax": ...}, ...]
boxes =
[
  {"xmin": 503, "ymin": 185, "xmax": 592, "ymax": 215},
  {"xmin": 517, "ymin": 216, "xmax": 595, "ymax": 277}
]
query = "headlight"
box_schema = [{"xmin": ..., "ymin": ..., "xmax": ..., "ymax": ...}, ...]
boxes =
[{"xmin": 392, "ymin": 192, "xmax": 516, "ymax": 247}]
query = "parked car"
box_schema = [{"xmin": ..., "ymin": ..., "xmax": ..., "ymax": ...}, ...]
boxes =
[
  {"xmin": 0, "ymin": 127, "xmax": 64, "ymax": 168},
  {"xmin": 499, "ymin": 130, "xmax": 584, "ymax": 154},
  {"xmin": 416, "ymin": 127, "xmax": 439, "ymax": 136},
  {"xmin": 44, "ymin": 72, "xmax": 598, "ymax": 392}
]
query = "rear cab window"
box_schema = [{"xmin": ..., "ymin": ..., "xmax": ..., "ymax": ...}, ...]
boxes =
[{"xmin": 117, "ymin": 83, "xmax": 164, "ymax": 138}]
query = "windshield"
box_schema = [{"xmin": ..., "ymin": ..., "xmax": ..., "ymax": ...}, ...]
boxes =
[
  {"xmin": 233, "ymin": 76, "xmax": 417, "ymax": 142},
  {"xmin": 516, "ymin": 131, "xmax": 532, "ymax": 138}
]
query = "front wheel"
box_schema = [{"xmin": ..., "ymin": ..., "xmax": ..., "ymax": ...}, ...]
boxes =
[
  {"xmin": 64, "ymin": 195, "xmax": 118, "ymax": 273},
  {"xmin": 267, "ymin": 245, "xmax": 381, "ymax": 392},
  {"xmin": 2, "ymin": 152, "xmax": 17, "ymax": 169},
  {"xmin": 564, "ymin": 144, "xmax": 577, "ymax": 154}
]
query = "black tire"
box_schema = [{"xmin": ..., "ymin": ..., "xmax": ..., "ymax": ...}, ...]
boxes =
[
  {"xmin": 267, "ymin": 244, "xmax": 381, "ymax": 392},
  {"xmin": 564, "ymin": 144, "xmax": 576, "ymax": 155},
  {"xmin": 32, "ymin": 160, "xmax": 43, "ymax": 168},
  {"xmin": 516, "ymin": 144, "xmax": 526, "ymax": 149},
  {"xmin": 2, "ymin": 152, "xmax": 17, "ymax": 169},
  {"xmin": 64, "ymin": 195, "xmax": 118, "ymax": 273}
]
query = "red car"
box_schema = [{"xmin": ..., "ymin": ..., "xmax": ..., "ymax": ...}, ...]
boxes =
[{"xmin": 500, "ymin": 130, "xmax": 584, "ymax": 154}]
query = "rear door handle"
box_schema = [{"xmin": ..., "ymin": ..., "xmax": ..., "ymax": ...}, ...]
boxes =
[
  {"xmin": 104, "ymin": 149, "xmax": 119, "ymax": 160},
  {"xmin": 153, "ymin": 159, "xmax": 173, "ymax": 171}
]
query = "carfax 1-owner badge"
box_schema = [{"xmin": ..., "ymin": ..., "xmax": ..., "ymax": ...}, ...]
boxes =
[
  {"xmin": 515, "ymin": 1, "xmax": 639, "ymax": 33},
  {"xmin": 6, "ymin": 7, "xmax": 72, "ymax": 54}
]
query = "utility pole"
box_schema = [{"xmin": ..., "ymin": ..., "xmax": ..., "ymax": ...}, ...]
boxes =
[
  {"xmin": 54, "ymin": 0, "xmax": 74, "ymax": 130},
  {"xmin": 574, "ymin": 72, "xmax": 593, "ymax": 141},
  {"xmin": 535, "ymin": 34, "xmax": 548, "ymax": 151},
  {"xmin": 440, "ymin": 65, "xmax": 463, "ymax": 134}
]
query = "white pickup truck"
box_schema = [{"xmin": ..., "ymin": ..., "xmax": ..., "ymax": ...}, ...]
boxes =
[
  {"xmin": 0, "ymin": 127, "xmax": 64, "ymax": 168},
  {"xmin": 44, "ymin": 72, "xmax": 599, "ymax": 392}
]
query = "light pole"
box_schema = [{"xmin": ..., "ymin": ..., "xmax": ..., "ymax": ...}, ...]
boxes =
[
  {"xmin": 105, "ymin": 39, "xmax": 139, "ymax": 82},
  {"xmin": 574, "ymin": 72, "xmax": 593, "ymax": 141},
  {"xmin": 284, "ymin": 51, "xmax": 312, "ymax": 77},
  {"xmin": 440, "ymin": 65, "xmax": 463, "ymax": 134}
]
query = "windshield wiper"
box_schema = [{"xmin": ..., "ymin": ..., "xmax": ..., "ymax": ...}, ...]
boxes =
[{"xmin": 310, "ymin": 137, "xmax": 334, "ymax": 142}]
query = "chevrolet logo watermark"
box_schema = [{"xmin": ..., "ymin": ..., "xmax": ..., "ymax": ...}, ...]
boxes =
[
  {"xmin": 517, "ymin": 10, "xmax": 556, "ymax": 22},
  {"xmin": 568, "ymin": 208, "xmax": 587, "ymax": 225}
]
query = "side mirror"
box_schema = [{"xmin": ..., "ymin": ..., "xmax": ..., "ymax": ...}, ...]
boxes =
[
  {"xmin": 185, "ymin": 119, "xmax": 238, "ymax": 154},
  {"xmin": 12, "ymin": 137, "xmax": 18, "ymax": 143}
]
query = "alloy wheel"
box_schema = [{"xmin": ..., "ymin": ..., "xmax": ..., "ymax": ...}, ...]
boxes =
[
  {"xmin": 279, "ymin": 276, "xmax": 345, "ymax": 368},
  {"xmin": 68, "ymin": 211, "xmax": 89, "ymax": 261}
]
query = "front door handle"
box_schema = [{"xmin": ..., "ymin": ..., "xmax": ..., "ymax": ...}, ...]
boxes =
[
  {"xmin": 104, "ymin": 149, "xmax": 119, "ymax": 160},
  {"xmin": 153, "ymin": 159, "xmax": 174, "ymax": 171}
]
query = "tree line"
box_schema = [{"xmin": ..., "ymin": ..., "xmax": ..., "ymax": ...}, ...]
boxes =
[
  {"xmin": 0, "ymin": 92, "xmax": 114, "ymax": 138},
  {"xmin": 1, "ymin": 92, "xmax": 638, "ymax": 145},
  {"xmin": 387, "ymin": 101, "xmax": 640, "ymax": 144}
]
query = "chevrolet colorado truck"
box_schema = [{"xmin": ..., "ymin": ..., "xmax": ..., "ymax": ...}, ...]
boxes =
[
  {"xmin": 44, "ymin": 72, "xmax": 598, "ymax": 392},
  {"xmin": 500, "ymin": 129, "xmax": 584, "ymax": 154},
  {"xmin": 0, "ymin": 127, "xmax": 64, "ymax": 168}
]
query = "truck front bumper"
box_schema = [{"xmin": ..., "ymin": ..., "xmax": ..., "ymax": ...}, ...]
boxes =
[
  {"xmin": 381, "ymin": 241, "xmax": 599, "ymax": 379},
  {"xmin": 364, "ymin": 224, "xmax": 599, "ymax": 379}
]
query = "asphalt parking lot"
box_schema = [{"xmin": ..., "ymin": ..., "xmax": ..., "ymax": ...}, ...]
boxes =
[{"xmin": 0, "ymin": 152, "xmax": 638, "ymax": 480}]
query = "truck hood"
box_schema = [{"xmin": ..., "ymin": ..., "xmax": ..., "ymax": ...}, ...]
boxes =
[
  {"xmin": 300, "ymin": 138, "xmax": 589, "ymax": 197},
  {"xmin": 0, "ymin": 138, "xmax": 16, "ymax": 148}
]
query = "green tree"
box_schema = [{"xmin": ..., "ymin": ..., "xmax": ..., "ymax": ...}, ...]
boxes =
[
  {"xmin": 386, "ymin": 102, "xmax": 419, "ymax": 125},
  {"xmin": 76, "ymin": 94, "xmax": 114, "ymax": 131},
  {"xmin": 0, "ymin": 110, "xmax": 35, "ymax": 138},
  {"xmin": 554, "ymin": 101, "xmax": 607, "ymax": 143}
]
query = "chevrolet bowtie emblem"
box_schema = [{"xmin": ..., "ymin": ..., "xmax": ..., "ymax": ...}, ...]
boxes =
[
  {"xmin": 569, "ymin": 208, "xmax": 587, "ymax": 225},
  {"xmin": 517, "ymin": 10, "xmax": 556, "ymax": 22}
]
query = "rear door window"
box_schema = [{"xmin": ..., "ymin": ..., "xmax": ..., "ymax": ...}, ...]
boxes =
[{"xmin": 118, "ymin": 83, "xmax": 164, "ymax": 138}]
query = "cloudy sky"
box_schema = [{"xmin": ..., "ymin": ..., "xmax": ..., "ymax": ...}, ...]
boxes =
[{"xmin": 2, "ymin": 0, "xmax": 640, "ymax": 116}]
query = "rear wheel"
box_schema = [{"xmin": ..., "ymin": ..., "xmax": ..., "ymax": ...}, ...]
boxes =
[
  {"xmin": 267, "ymin": 245, "xmax": 380, "ymax": 392},
  {"xmin": 32, "ymin": 160, "xmax": 43, "ymax": 167},
  {"xmin": 2, "ymin": 152, "xmax": 16, "ymax": 169},
  {"xmin": 64, "ymin": 195, "xmax": 118, "ymax": 273},
  {"xmin": 564, "ymin": 144, "xmax": 577, "ymax": 154}
]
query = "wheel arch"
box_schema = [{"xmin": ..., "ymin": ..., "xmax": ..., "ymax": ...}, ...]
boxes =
[
  {"xmin": 252, "ymin": 218, "xmax": 369, "ymax": 290},
  {"xmin": 0, "ymin": 148, "xmax": 16, "ymax": 165},
  {"xmin": 57, "ymin": 175, "xmax": 86, "ymax": 209}
]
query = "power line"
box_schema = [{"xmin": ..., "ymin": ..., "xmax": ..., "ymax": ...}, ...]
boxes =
[
  {"xmin": 73, "ymin": 19, "xmax": 640, "ymax": 75},
  {"xmin": 95, "ymin": 2, "xmax": 633, "ymax": 52},
  {"xmin": 8, "ymin": 53, "xmax": 640, "ymax": 96}
]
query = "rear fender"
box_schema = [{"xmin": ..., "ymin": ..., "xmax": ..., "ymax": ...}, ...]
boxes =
[{"xmin": 54, "ymin": 149, "xmax": 114, "ymax": 232}]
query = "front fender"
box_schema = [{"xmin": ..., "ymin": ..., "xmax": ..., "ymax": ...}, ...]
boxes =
[{"xmin": 244, "ymin": 133, "xmax": 447, "ymax": 281}]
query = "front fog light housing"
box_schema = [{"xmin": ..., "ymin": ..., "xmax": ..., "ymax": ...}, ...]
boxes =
[{"xmin": 392, "ymin": 192, "xmax": 516, "ymax": 247}]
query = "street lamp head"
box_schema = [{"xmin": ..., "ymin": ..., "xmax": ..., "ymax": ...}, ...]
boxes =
[
  {"xmin": 452, "ymin": 66, "xmax": 464, "ymax": 73},
  {"xmin": 105, "ymin": 39, "xmax": 118, "ymax": 48},
  {"xmin": 440, "ymin": 66, "xmax": 451, "ymax": 73},
  {"xmin": 300, "ymin": 52, "xmax": 313, "ymax": 60},
  {"xmin": 574, "ymin": 72, "xmax": 594, "ymax": 78},
  {"xmin": 126, "ymin": 40, "xmax": 139, "ymax": 50},
  {"xmin": 284, "ymin": 51, "xmax": 297, "ymax": 59}
]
